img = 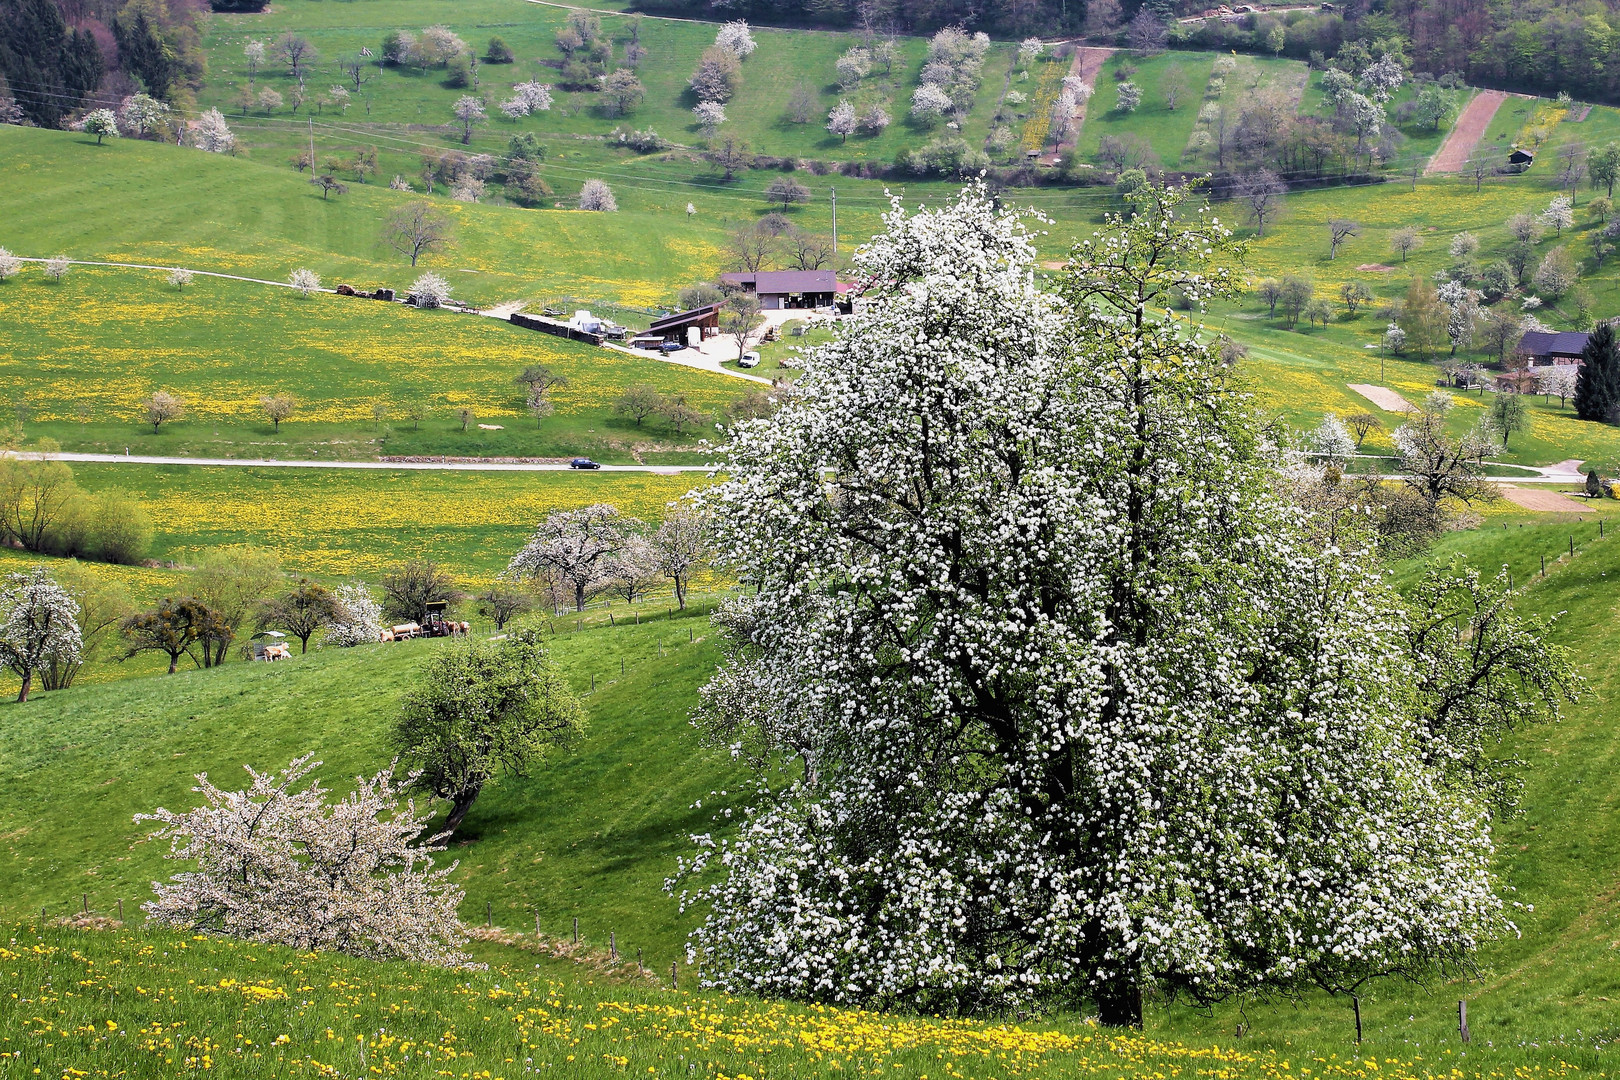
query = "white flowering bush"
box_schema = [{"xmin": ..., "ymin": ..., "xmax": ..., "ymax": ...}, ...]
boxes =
[
  {"xmin": 0, "ymin": 247, "xmax": 19, "ymax": 280},
  {"xmin": 166, "ymin": 267, "xmax": 193, "ymax": 290},
  {"xmin": 910, "ymin": 83, "xmax": 952, "ymax": 122},
  {"xmin": 693, "ymin": 101, "xmax": 726, "ymax": 131},
  {"xmin": 501, "ymin": 80, "xmax": 553, "ymax": 118},
  {"xmin": 409, "ymin": 272, "xmax": 452, "ymax": 307},
  {"xmin": 578, "ymin": 179, "xmax": 617, "ymax": 212},
  {"xmin": 673, "ymin": 182, "xmax": 1507, "ymax": 1022},
  {"xmin": 1311, "ymin": 412, "xmax": 1356, "ymax": 465},
  {"xmin": 715, "ymin": 21, "xmax": 757, "ymax": 59},
  {"xmin": 288, "ymin": 268, "xmax": 321, "ymax": 296},
  {"xmin": 137, "ymin": 755, "xmax": 471, "ymax": 966},
  {"xmin": 193, "ymin": 108, "xmax": 235, "ymax": 153},
  {"xmin": 325, "ymin": 582, "xmax": 383, "ymax": 647},
  {"xmin": 42, "ymin": 256, "xmax": 69, "ymax": 282}
]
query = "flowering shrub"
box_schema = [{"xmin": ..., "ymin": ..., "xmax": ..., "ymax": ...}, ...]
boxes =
[
  {"xmin": 324, "ymin": 581, "xmax": 383, "ymax": 646},
  {"xmin": 408, "ymin": 272, "xmax": 452, "ymax": 307},
  {"xmin": 137, "ymin": 754, "xmax": 470, "ymax": 965}
]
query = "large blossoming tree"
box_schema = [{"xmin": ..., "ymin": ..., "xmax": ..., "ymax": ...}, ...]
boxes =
[{"xmin": 675, "ymin": 183, "xmax": 1556, "ymax": 1025}]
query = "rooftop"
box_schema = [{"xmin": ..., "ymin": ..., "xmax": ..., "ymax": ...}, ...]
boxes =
[{"xmin": 719, "ymin": 270, "xmax": 838, "ymax": 293}]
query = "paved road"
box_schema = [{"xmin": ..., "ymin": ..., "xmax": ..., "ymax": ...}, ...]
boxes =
[{"xmin": 17, "ymin": 451, "xmax": 713, "ymax": 474}]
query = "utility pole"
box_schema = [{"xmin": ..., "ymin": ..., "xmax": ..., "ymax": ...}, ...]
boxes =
[
  {"xmin": 831, "ymin": 187, "xmax": 838, "ymax": 254},
  {"xmin": 308, "ymin": 117, "xmax": 315, "ymax": 172}
]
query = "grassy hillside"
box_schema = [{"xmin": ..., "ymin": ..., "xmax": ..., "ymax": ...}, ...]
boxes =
[
  {"xmin": 0, "ymin": 265, "xmax": 748, "ymax": 463},
  {"xmin": 0, "ymin": 607, "xmax": 740, "ymax": 959}
]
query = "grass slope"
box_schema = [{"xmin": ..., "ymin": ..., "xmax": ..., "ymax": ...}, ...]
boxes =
[{"xmin": 0, "ymin": 607, "xmax": 740, "ymax": 960}]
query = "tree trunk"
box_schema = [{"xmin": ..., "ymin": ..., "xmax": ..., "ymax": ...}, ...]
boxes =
[
  {"xmin": 675, "ymin": 577, "xmax": 687, "ymax": 610},
  {"xmin": 575, "ymin": 583, "xmax": 586, "ymax": 612},
  {"xmin": 16, "ymin": 670, "xmax": 30, "ymax": 703},
  {"xmin": 167, "ymin": 653, "xmax": 179, "ymax": 674},
  {"xmin": 1095, "ymin": 975, "xmax": 1143, "ymax": 1028},
  {"xmin": 444, "ymin": 791, "xmax": 479, "ymax": 833}
]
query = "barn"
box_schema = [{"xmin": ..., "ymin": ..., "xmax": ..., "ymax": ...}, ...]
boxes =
[{"xmin": 718, "ymin": 270, "xmax": 839, "ymax": 310}]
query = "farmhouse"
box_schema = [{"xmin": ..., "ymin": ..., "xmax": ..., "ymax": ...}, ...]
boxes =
[
  {"xmin": 1519, "ymin": 329, "xmax": 1588, "ymax": 365},
  {"xmin": 719, "ymin": 269, "xmax": 838, "ymax": 310},
  {"xmin": 1508, "ymin": 148, "xmax": 1535, "ymax": 170}
]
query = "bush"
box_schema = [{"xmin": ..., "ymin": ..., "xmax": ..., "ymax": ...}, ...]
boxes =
[
  {"xmin": 445, "ymin": 54, "xmax": 474, "ymax": 88},
  {"xmin": 484, "ymin": 36, "xmax": 515, "ymax": 63},
  {"xmin": 1478, "ymin": 260, "xmax": 1514, "ymax": 302}
]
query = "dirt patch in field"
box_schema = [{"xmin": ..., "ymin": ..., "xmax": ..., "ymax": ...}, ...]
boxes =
[
  {"xmin": 1500, "ymin": 486, "xmax": 1591, "ymax": 513},
  {"xmin": 1426, "ymin": 89, "xmax": 1509, "ymax": 176},
  {"xmin": 1347, "ymin": 383, "xmax": 1414, "ymax": 412},
  {"xmin": 1356, "ymin": 264, "xmax": 1396, "ymax": 272}
]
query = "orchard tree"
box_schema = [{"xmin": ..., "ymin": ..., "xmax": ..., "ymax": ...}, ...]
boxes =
[
  {"xmin": 650, "ymin": 509, "xmax": 711, "ymax": 609},
  {"xmin": 614, "ymin": 385, "xmax": 668, "ymax": 427},
  {"xmin": 393, "ymin": 632, "xmax": 585, "ymax": 833},
  {"xmin": 193, "ymin": 109, "xmax": 235, "ymax": 153},
  {"xmin": 1235, "ymin": 169, "xmax": 1285, "ymax": 236},
  {"xmin": 451, "ymin": 96, "xmax": 485, "ymax": 144},
  {"xmin": 827, "ymin": 100, "xmax": 857, "ymax": 142},
  {"xmin": 380, "ymin": 559, "xmax": 461, "ymax": 623},
  {"xmin": 82, "ymin": 109, "xmax": 118, "ymax": 144},
  {"xmin": 475, "ymin": 586, "xmax": 530, "ymax": 630},
  {"xmin": 721, "ymin": 292, "xmax": 762, "ymax": 360},
  {"xmin": 1346, "ymin": 410, "xmax": 1381, "ymax": 447},
  {"xmin": 0, "ymin": 568, "xmax": 80, "ymax": 702},
  {"xmin": 677, "ymin": 182, "xmax": 1511, "ymax": 1026},
  {"xmin": 260, "ymin": 393, "xmax": 296, "ymax": 431},
  {"xmin": 277, "ymin": 32, "xmax": 318, "ymax": 78},
  {"xmin": 578, "ymin": 179, "xmax": 617, "ymax": 210},
  {"xmin": 1339, "ymin": 280, "xmax": 1372, "ymax": 315},
  {"xmin": 137, "ymin": 755, "xmax": 470, "ymax": 965},
  {"xmin": 1327, "ymin": 218, "xmax": 1360, "ymax": 258},
  {"xmin": 144, "ymin": 390, "xmax": 184, "ymax": 432},
  {"xmin": 382, "ymin": 202, "xmax": 453, "ymax": 266},
  {"xmin": 123, "ymin": 598, "xmax": 220, "ymax": 673},
  {"xmin": 766, "ymin": 176, "xmax": 812, "ymax": 210},
  {"xmin": 507, "ymin": 504, "xmax": 636, "ymax": 611},
  {"xmin": 193, "ymin": 547, "xmax": 282, "ymax": 667},
  {"xmin": 1390, "ymin": 225, "xmax": 1421, "ymax": 261},
  {"xmin": 601, "ymin": 69, "xmax": 644, "ymax": 116},
  {"xmin": 258, "ymin": 580, "xmax": 339, "ymax": 653}
]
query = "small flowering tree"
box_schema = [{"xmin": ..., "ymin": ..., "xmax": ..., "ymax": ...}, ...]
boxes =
[
  {"xmin": 649, "ymin": 509, "xmax": 711, "ymax": 610},
  {"xmin": 0, "ymin": 568, "xmax": 81, "ymax": 702},
  {"xmin": 506, "ymin": 503, "xmax": 636, "ymax": 611},
  {"xmin": 193, "ymin": 108, "xmax": 235, "ymax": 153},
  {"xmin": 910, "ymin": 82, "xmax": 952, "ymax": 123},
  {"xmin": 409, "ymin": 272, "xmax": 453, "ymax": 308},
  {"xmin": 675, "ymin": 182, "xmax": 1511, "ymax": 1025},
  {"xmin": 0, "ymin": 247, "xmax": 19, "ymax": 280},
  {"xmin": 826, "ymin": 99, "xmax": 857, "ymax": 142},
  {"xmin": 1115, "ymin": 80, "xmax": 1142, "ymax": 111},
  {"xmin": 137, "ymin": 755, "xmax": 472, "ymax": 966},
  {"xmin": 451, "ymin": 95, "xmax": 486, "ymax": 144},
  {"xmin": 120, "ymin": 93, "xmax": 169, "ymax": 137},
  {"xmin": 715, "ymin": 20, "xmax": 757, "ymax": 59},
  {"xmin": 43, "ymin": 256, "xmax": 69, "ymax": 282},
  {"xmin": 324, "ymin": 582, "xmax": 384, "ymax": 646},
  {"xmin": 81, "ymin": 109, "xmax": 119, "ymax": 144},
  {"xmin": 500, "ymin": 80, "xmax": 553, "ymax": 117},
  {"xmin": 1310, "ymin": 412, "xmax": 1356, "ymax": 465},
  {"xmin": 288, "ymin": 268, "xmax": 321, "ymax": 296},
  {"xmin": 166, "ymin": 267, "xmax": 193, "ymax": 290},
  {"xmin": 578, "ymin": 179, "xmax": 617, "ymax": 211},
  {"xmin": 693, "ymin": 100, "xmax": 726, "ymax": 137}
]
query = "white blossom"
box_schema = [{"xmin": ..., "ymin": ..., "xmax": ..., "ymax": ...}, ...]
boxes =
[
  {"xmin": 288, "ymin": 268, "xmax": 321, "ymax": 296},
  {"xmin": 506, "ymin": 504, "xmax": 637, "ymax": 611},
  {"xmin": 137, "ymin": 755, "xmax": 472, "ymax": 966},
  {"xmin": 42, "ymin": 256, "xmax": 69, "ymax": 282},
  {"xmin": 193, "ymin": 108, "xmax": 235, "ymax": 153},
  {"xmin": 0, "ymin": 567, "xmax": 80, "ymax": 702},
  {"xmin": 166, "ymin": 267, "xmax": 193, "ymax": 290},
  {"xmin": 408, "ymin": 271, "xmax": 452, "ymax": 308},
  {"xmin": 1310, "ymin": 412, "xmax": 1356, "ymax": 464},
  {"xmin": 673, "ymin": 183, "xmax": 1505, "ymax": 1016},
  {"xmin": 715, "ymin": 20, "xmax": 757, "ymax": 59},
  {"xmin": 0, "ymin": 248, "xmax": 20, "ymax": 280},
  {"xmin": 693, "ymin": 101, "xmax": 726, "ymax": 131},
  {"xmin": 324, "ymin": 582, "xmax": 384, "ymax": 646},
  {"xmin": 578, "ymin": 179, "xmax": 617, "ymax": 212},
  {"xmin": 911, "ymin": 83, "xmax": 953, "ymax": 121}
]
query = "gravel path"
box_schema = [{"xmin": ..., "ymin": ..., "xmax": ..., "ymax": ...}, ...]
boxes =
[
  {"xmin": 1425, "ymin": 90, "xmax": 1508, "ymax": 176},
  {"xmin": 1346, "ymin": 383, "xmax": 1414, "ymax": 412}
]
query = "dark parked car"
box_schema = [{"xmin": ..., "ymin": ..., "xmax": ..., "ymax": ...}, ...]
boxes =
[
  {"xmin": 569, "ymin": 458, "xmax": 602, "ymax": 470},
  {"xmin": 658, "ymin": 341, "xmax": 685, "ymax": 353}
]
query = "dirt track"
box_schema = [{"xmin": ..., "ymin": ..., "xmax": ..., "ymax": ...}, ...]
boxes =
[
  {"xmin": 1425, "ymin": 90, "xmax": 1509, "ymax": 176},
  {"xmin": 1347, "ymin": 383, "xmax": 1414, "ymax": 412},
  {"xmin": 1500, "ymin": 486, "xmax": 1590, "ymax": 512},
  {"xmin": 1050, "ymin": 46, "xmax": 1115, "ymax": 161}
]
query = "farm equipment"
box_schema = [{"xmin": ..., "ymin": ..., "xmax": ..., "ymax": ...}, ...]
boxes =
[
  {"xmin": 249, "ymin": 631, "xmax": 291, "ymax": 661},
  {"xmin": 422, "ymin": 601, "xmax": 470, "ymax": 637}
]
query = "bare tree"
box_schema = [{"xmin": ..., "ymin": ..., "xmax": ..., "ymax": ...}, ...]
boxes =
[
  {"xmin": 727, "ymin": 224, "xmax": 776, "ymax": 272},
  {"xmin": 1346, "ymin": 411, "xmax": 1381, "ymax": 448},
  {"xmin": 1236, "ymin": 170, "xmax": 1286, "ymax": 236},
  {"xmin": 766, "ymin": 176, "xmax": 812, "ymax": 211},
  {"xmin": 650, "ymin": 510, "xmax": 711, "ymax": 609},
  {"xmin": 382, "ymin": 202, "xmax": 453, "ymax": 266},
  {"xmin": 707, "ymin": 135, "xmax": 751, "ymax": 181},
  {"xmin": 1390, "ymin": 225, "xmax": 1421, "ymax": 262},
  {"xmin": 1327, "ymin": 219, "xmax": 1361, "ymax": 259},
  {"xmin": 722, "ymin": 293, "xmax": 763, "ymax": 361},
  {"xmin": 786, "ymin": 228, "xmax": 834, "ymax": 270},
  {"xmin": 614, "ymin": 385, "xmax": 668, "ymax": 427},
  {"xmin": 277, "ymin": 33, "xmax": 318, "ymax": 79}
]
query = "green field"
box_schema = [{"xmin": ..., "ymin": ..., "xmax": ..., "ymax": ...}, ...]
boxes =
[{"xmin": 0, "ymin": 264, "xmax": 749, "ymax": 463}]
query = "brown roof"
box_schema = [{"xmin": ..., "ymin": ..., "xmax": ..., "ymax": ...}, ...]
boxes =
[
  {"xmin": 719, "ymin": 270, "xmax": 838, "ymax": 294},
  {"xmin": 648, "ymin": 303, "xmax": 721, "ymax": 332}
]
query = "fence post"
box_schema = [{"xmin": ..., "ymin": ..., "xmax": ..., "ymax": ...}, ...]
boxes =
[
  {"xmin": 610, "ymin": 931, "xmax": 617, "ymax": 961},
  {"xmin": 573, "ymin": 916, "xmax": 579, "ymax": 944},
  {"xmin": 82, "ymin": 893, "xmax": 88, "ymax": 915},
  {"xmin": 672, "ymin": 961, "xmax": 678, "ymax": 990},
  {"xmin": 1459, "ymin": 1000, "xmax": 1470, "ymax": 1043},
  {"xmin": 117, "ymin": 899, "xmax": 123, "ymax": 922},
  {"xmin": 591, "ymin": 674, "xmax": 596, "ymax": 691},
  {"xmin": 536, "ymin": 911, "xmax": 541, "ymax": 937},
  {"xmin": 486, "ymin": 901, "xmax": 492, "ymax": 927},
  {"xmin": 638, "ymin": 947, "xmax": 643, "ymax": 973}
]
